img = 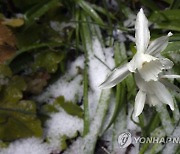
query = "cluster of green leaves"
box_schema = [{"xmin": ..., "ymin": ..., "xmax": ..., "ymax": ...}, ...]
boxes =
[
  {"xmin": 0, "ymin": 0, "xmax": 70, "ymax": 145},
  {"xmin": 0, "ymin": 65, "xmax": 42, "ymax": 142}
]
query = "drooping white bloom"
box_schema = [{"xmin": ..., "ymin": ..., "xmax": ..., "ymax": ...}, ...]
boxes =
[{"xmin": 100, "ymin": 8, "xmax": 180, "ymax": 117}]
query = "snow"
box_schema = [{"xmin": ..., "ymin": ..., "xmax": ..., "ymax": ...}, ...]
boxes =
[
  {"xmin": 124, "ymin": 104, "xmax": 140, "ymax": 154},
  {"xmin": 50, "ymin": 21, "xmax": 76, "ymax": 36},
  {"xmin": 156, "ymin": 104, "xmax": 174, "ymax": 136},
  {"xmin": 33, "ymin": 56, "xmax": 84, "ymax": 152},
  {"xmin": 70, "ymin": 89, "xmax": 111, "ymax": 154},
  {"xmin": 35, "ymin": 34, "xmax": 116, "ymax": 153},
  {"xmin": 45, "ymin": 110, "xmax": 83, "ymax": 151},
  {"xmin": 162, "ymin": 126, "xmax": 180, "ymax": 154},
  {"xmin": 36, "ymin": 56, "xmax": 84, "ymax": 103},
  {"xmin": 61, "ymin": 35, "xmax": 115, "ymax": 154},
  {"xmin": 127, "ymin": 104, "xmax": 140, "ymax": 131},
  {"xmin": 88, "ymin": 37, "xmax": 115, "ymax": 118},
  {"xmin": 0, "ymin": 138, "xmax": 51, "ymax": 154},
  {"xmin": 110, "ymin": 109, "xmax": 127, "ymax": 154}
]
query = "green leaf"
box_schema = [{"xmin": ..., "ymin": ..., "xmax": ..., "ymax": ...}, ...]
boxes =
[
  {"xmin": 61, "ymin": 135, "xmax": 68, "ymax": 150},
  {"xmin": 33, "ymin": 51, "xmax": 64, "ymax": 73},
  {"xmin": 140, "ymin": 0, "xmax": 159, "ymax": 11},
  {"xmin": 54, "ymin": 96, "xmax": 83, "ymax": 118},
  {"xmin": 162, "ymin": 41, "xmax": 180, "ymax": 55},
  {"xmin": 162, "ymin": 41, "xmax": 180, "ymax": 74},
  {"xmin": 150, "ymin": 10, "xmax": 180, "ymax": 31},
  {"xmin": 0, "ymin": 100, "xmax": 42, "ymax": 141},
  {"xmin": 8, "ymin": 76, "xmax": 27, "ymax": 91},
  {"xmin": 8, "ymin": 42, "xmax": 62, "ymax": 65},
  {"xmin": 41, "ymin": 104, "xmax": 59, "ymax": 113},
  {"xmin": 155, "ymin": 21, "xmax": 180, "ymax": 31},
  {"xmin": 0, "ymin": 65, "xmax": 12, "ymax": 78},
  {"xmin": 150, "ymin": 10, "xmax": 180, "ymax": 21},
  {"xmin": 0, "ymin": 86, "xmax": 23, "ymax": 104}
]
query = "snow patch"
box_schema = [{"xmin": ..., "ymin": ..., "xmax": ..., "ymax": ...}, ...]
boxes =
[
  {"xmin": 36, "ymin": 56, "xmax": 84, "ymax": 103},
  {"xmin": 0, "ymin": 138, "xmax": 51, "ymax": 154},
  {"xmin": 88, "ymin": 37, "xmax": 115, "ymax": 117},
  {"xmin": 45, "ymin": 110, "xmax": 83, "ymax": 151}
]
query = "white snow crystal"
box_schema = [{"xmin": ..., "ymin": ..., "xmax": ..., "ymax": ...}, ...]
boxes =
[
  {"xmin": 45, "ymin": 110, "xmax": 83, "ymax": 151},
  {"xmin": 88, "ymin": 37, "xmax": 115, "ymax": 117},
  {"xmin": 50, "ymin": 21, "xmax": 76, "ymax": 36},
  {"xmin": 36, "ymin": 56, "xmax": 84, "ymax": 103},
  {"xmin": 60, "ymin": 36, "xmax": 115, "ymax": 154},
  {"xmin": 0, "ymin": 137, "xmax": 51, "ymax": 154}
]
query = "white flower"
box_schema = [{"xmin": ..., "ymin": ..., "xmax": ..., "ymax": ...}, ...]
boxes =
[
  {"xmin": 100, "ymin": 8, "xmax": 180, "ymax": 117},
  {"xmin": 134, "ymin": 72, "xmax": 180, "ymax": 117}
]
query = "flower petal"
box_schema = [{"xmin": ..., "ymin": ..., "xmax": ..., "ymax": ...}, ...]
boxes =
[
  {"xmin": 134, "ymin": 90, "xmax": 146, "ymax": 117},
  {"xmin": 135, "ymin": 8, "xmax": 150, "ymax": 53},
  {"xmin": 135, "ymin": 72, "xmax": 154, "ymax": 94},
  {"xmin": 128, "ymin": 53, "xmax": 157, "ymax": 72},
  {"xmin": 146, "ymin": 32, "xmax": 173, "ymax": 55},
  {"xmin": 147, "ymin": 94, "xmax": 161, "ymax": 106},
  {"xmin": 160, "ymin": 58, "xmax": 174, "ymax": 69},
  {"xmin": 99, "ymin": 63, "xmax": 130, "ymax": 89},
  {"xmin": 138, "ymin": 59, "xmax": 163, "ymax": 81},
  {"xmin": 135, "ymin": 72, "xmax": 148, "ymax": 91},
  {"xmin": 127, "ymin": 54, "xmax": 137, "ymax": 72},
  {"xmin": 160, "ymin": 79, "xmax": 180, "ymax": 93},
  {"xmin": 150, "ymin": 81, "xmax": 174, "ymax": 110}
]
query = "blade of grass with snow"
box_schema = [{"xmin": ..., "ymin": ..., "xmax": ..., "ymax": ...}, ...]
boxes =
[
  {"xmin": 80, "ymin": 14, "xmax": 112, "ymax": 153},
  {"xmin": 82, "ymin": 89, "xmax": 111, "ymax": 154},
  {"xmin": 156, "ymin": 104, "xmax": 174, "ymax": 136},
  {"xmin": 80, "ymin": 13, "xmax": 91, "ymax": 136}
]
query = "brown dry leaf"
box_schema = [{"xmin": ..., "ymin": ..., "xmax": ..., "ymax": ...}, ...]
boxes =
[
  {"xmin": 0, "ymin": 44, "xmax": 16, "ymax": 64},
  {"xmin": 25, "ymin": 71, "xmax": 50, "ymax": 94},
  {"xmin": 0, "ymin": 20, "xmax": 16, "ymax": 64}
]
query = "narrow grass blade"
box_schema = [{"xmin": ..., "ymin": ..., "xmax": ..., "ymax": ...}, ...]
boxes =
[
  {"xmin": 25, "ymin": 0, "xmax": 59, "ymax": 27},
  {"xmin": 80, "ymin": 13, "xmax": 91, "ymax": 136},
  {"xmin": 82, "ymin": 89, "xmax": 111, "ymax": 154},
  {"xmin": 77, "ymin": 0, "xmax": 104, "ymax": 26}
]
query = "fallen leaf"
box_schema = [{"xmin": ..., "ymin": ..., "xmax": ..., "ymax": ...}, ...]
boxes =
[
  {"xmin": 0, "ymin": 45, "xmax": 16, "ymax": 64},
  {"xmin": 0, "ymin": 21, "xmax": 16, "ymax": 47},
  {"xmin": 25, "ymin": 71, "xmax": 50, "ymax": 94},
  {"xmin": 0, "ymin": 21, "xmax": 16, "ymax": 64}
]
